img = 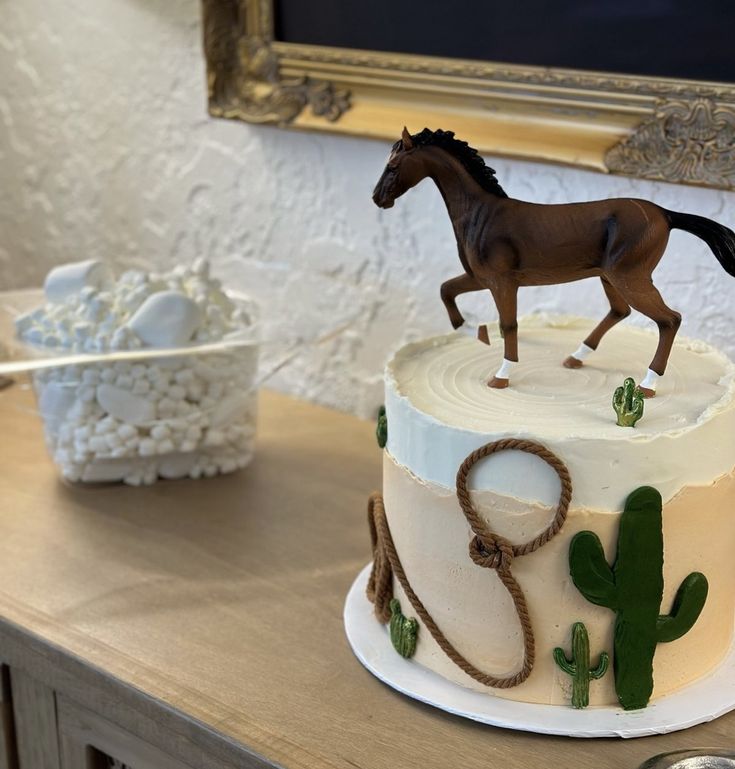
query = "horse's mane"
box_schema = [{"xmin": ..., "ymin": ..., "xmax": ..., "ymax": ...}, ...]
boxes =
[{"xmin": 409, "ymin": 128, "xmax": 508, "ymax": 198}]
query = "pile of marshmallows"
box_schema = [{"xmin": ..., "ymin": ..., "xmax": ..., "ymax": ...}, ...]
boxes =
[{"xmin": 16, "ymin": 259, "xmax": 258, "ymax": 485}]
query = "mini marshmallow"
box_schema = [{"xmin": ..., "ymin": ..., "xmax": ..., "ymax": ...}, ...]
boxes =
[
  {"xmin": 150, "ymin": 424, "xmax": 170, "ymax": 441},
  {"xmin": 139, "ymin": 438, "xmax": 157, "ymax": 457},
  {"xmin": 131, "ymin": 379, "xmax": 150, "ymax": 396}
]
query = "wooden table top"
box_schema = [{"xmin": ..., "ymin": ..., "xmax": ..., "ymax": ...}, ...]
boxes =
[{"xmin": 0, "ymin": 381, "xmax": 733, "ymax": 769}]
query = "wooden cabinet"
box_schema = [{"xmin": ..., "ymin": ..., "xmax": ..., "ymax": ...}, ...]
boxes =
[{"xmin": 8, "ymin": 668, "xmax": 194, "ymax": 769}]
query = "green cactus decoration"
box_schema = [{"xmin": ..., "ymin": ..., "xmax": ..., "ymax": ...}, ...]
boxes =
[
  {"xmin": 376, "ymin": 405, "xmax": 388, "ymax": 448},
  {"xmin": 569, "ymin": 486, "xmax": 708, "ymax": 710},
  {"xmin": 389, "ymin": 598, "xmax": 418, "ymax": 658},
  {"xmin": 553, "ymin": 622, "xmax": 609, "ymax": 709},
  {"xmin": 613, "ymin": 377, "xmax": 645, "ymax": 427}
]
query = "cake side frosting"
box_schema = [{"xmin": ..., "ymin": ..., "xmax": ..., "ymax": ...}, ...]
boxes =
[
  {"xmin": 384, "ymin": 452, "xmax": 735, "ymax": 706},
  {"xmin": 386, "ymin": 317, "xmax": 735, "ymax": 510}
]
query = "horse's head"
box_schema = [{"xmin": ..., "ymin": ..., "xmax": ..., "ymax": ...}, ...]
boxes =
[{"xmin": 372, "ymin": 127, "xmax": 426, "ymax": 209}]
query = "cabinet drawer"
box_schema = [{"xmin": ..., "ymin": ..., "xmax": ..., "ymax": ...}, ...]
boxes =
[{"xmin": 57, "ymin": 697, "xmax": 194, "ymax": 769}]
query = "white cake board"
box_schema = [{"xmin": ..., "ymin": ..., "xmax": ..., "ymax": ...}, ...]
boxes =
[{"xmin": 344, "ymin": 563, "xmax": 735, "ymax": 739}]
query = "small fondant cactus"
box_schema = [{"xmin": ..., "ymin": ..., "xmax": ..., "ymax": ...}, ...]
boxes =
[
  {"xmin": 376, "ymin": 405, "xmax": 387, "ymax": 448},
  {"xmin": 613, "ymin": 377, "xmax": 645, "ymax": 427},
  {"xmin": 389, "ymin": 598, "xmax": 418, "ymax": 658},
  {"xmin": 553, "ymin": 622, "xmax": 609, "ymax": 709},
  {"xmin": 569, "ymin": 486, "xmax": 708, "ymax": 710}
]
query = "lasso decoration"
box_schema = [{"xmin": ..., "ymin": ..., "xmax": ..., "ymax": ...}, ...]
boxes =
[{"xmin": 367, "ymin": 438, "xmax": 572, "ymax": 688}]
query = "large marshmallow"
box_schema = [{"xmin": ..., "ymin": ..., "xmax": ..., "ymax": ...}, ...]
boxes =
[
  {"xmin": 96, "ymin": 383, "xmax": 156, "ymax": 425},
  {"xmin": 44, "ymin": 260, "xmax": 110, "ymax": 304},
  {"xmin": 127, "ymin": 291, "xmax": 202, "ymax": 348},
  {"xmin": 37, "ymin": 382, "xmax": 76, "ymax": 436}
]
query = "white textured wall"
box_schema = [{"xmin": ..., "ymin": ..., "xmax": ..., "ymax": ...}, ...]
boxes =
[{"xmin": 2, "ymin": 0, "xmax": 734, "ymax": 417}]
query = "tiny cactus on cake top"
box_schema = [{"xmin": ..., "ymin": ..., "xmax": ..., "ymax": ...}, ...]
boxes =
[
  {"xmin": 613, "ymin": 377, "xmax": 645, "ymax": 427},
  {"xmin": 376, "ymin": 405, "xmax": 388, "ymax": 448},
  {"xmin": 553, "ymin": 622, "xmax": 609, "ymax": 709},
  {"xmin": 389, "ymin": 598, "xmax": 418, "ymax": 658}
]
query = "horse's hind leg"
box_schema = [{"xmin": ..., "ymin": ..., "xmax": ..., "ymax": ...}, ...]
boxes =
[
  {"xmin": 618, "ymin": 282, "xmax": 681, "ymax": 397},
  {"xmin": 563, "ymin": 276, "xmax": 631, "ymax": 368}
]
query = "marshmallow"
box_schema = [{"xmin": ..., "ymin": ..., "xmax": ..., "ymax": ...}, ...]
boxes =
[
  {"xmin": 37, "ymin": 382, "xmax": 76, "ymax": 437},
  {"xmin": 158, "ymin": 453, "xmax": 197, "ymax": 479},
  {"xmin": 81, "ymin": 459, "xmax": 133, "ymax": 483},
  {"xmin": 210, "ymin": 391, "xmax": 248, "ymax": 428},
  {"xmin": 96, "ymin": 384, "xmax": 156, "ymax": 425},
  {"xmin": 44, "ymin": 260, "xmax": 110, "ymax": 304},
  {"xmin": 127, "ymin": 291, "xmax": 202, "ymax": 348}
]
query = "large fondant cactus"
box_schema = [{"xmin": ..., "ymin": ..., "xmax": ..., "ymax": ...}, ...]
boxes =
[
  {"xmin": 569, "ymin": 486, "xmax": 708, "ymax": 710},
  {"xmin": 553, "ymin": 622, "xmax": 609, "ymax": 709}
]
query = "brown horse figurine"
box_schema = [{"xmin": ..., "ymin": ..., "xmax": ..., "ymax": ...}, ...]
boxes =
[{"xmin": 372, "ymin": 127, "xmax": 735, "ymax": 396}]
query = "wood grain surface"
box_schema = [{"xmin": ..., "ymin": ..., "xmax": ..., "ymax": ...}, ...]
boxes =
[{"xmin": 0, "ymin": 381, "xmax": 733, "ymax": 769}]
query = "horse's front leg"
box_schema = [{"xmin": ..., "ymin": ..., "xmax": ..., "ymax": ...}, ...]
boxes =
[
  {"xmin": 440, "ymin": 272, "xmax": 491, "ymax": 344},
  {"xmin": 488, "ymin": 282, "xmax": 518, "ymax": 389},
  {"xmin": 440, "ymin": 272, "xmax": 482, "ymax": 328}
]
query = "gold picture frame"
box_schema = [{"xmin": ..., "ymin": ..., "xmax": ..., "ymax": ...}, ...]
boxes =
[{"xmin": 202, "ymin": 0, "xmax": 735, "ymax": 190}]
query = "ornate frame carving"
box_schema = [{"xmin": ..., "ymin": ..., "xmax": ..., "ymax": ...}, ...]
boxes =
[{"xmin": 202, "ymin": 0, "xmax": 735, "ymax": 190}]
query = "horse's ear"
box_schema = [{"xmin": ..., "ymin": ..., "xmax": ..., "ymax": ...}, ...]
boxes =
[{"xmin": 401, "ymin": 126, "xmax": 414, "ymax": 150}]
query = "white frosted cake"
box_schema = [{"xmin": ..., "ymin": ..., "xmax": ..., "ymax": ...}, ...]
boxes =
[{"xmin": 367, "ymin": 316, "xmax": 735, "ymax": 710}]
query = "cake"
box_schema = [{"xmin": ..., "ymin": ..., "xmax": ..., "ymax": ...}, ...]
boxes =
[{"xmin": 366, "ymin": 316, "xmax": 735, "ymax": 710}]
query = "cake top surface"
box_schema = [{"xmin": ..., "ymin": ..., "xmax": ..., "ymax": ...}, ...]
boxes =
[{"xmin": 387, "ymin": 316, "xmax": 735, "ymax": 442}]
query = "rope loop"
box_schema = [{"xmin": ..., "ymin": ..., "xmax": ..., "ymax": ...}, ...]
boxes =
[{"xmin": 455, "ymin": 438, "xmax": 573, "ymax": 559}]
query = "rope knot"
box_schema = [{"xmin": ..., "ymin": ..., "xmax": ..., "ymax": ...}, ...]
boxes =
[{"xmin": 468, "ymin": 534, "xmax": 513, "ymax": 571}]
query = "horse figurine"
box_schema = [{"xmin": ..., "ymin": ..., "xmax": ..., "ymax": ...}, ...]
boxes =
[{"xmin": 372, "ymin": 127, "xmax": 735, "ymax": 396}]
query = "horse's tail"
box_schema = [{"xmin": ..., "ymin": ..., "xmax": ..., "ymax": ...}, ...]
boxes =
[{"xmin": 664, "ymin": 209, "xmax": 735, "ymax": 278}]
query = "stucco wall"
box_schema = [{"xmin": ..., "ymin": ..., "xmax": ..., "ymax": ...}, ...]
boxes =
[{"xmin": 2, "ymin": 0, "xmax": 734, "ymax": 417}]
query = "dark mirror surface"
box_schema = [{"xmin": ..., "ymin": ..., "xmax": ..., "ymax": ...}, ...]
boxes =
[{"xmin": 274, "ymin": 0, "xmax": 735, "ymax": 83}]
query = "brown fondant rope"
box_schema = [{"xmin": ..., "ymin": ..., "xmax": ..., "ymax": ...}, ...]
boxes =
[{"xmin": 367, "ymin": 439, "xmax": 572, "ymax": 689}]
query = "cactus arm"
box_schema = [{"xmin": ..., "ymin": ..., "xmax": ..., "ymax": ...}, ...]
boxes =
[
  {"xmin": 553, "ymin": 647, "xmax": 577, "ymax": 676},
  {"xmin": 589, "ymin": 650, "xmax": 609, "ymax": 680},
  {"xmin": 613, "ymin": 386, "xmax": 624, "ymax": 411},
  {"xmin": 569, "ymin": 531, "xmax": 618, "ymax": 609},
  {"xmin": 657, "ymin": 572, "xmax": 709, "ymax": 643},
  {"xmin": 632, "ymin": 395, "xmax": 644, "ymax": 422}
]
